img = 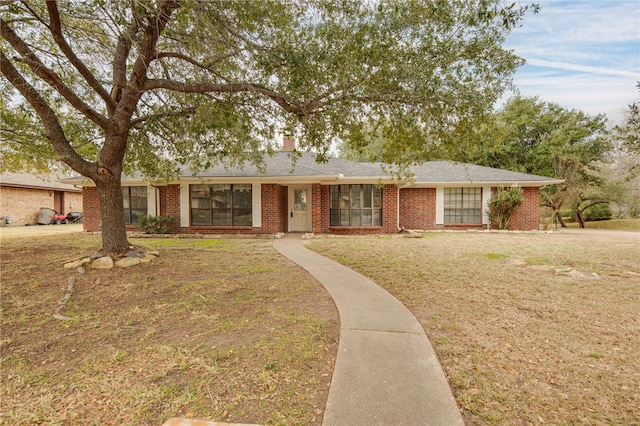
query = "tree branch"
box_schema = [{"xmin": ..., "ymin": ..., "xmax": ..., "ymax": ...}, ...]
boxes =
[
  {"xmin": 46, "ymin": 1, "xmax": 116, "ymax": 114},
  {"xmin": 111, "ymin": 16, "xmax": 140, "ymax": 104},
  {"xmin": 142, "ymin": 79, "xmax": 309, "ymax": 116},
  {"xmin": 130, "ymin": 106, "xmax": 198, "ymax": 127},
  {"xmin": 0, "ymin": 18, "xmax": 110, "ymax": 130},
  {"xmin": 156, "ymin": 50, "xmax": 238, "ymax": 73},
  {"xmin": 114, "ymin": 0, "xmax": 179, "ymax": 124},
  {"xmin": 0, "ymin": 50, "xmax": 96, "ymax": 178}
]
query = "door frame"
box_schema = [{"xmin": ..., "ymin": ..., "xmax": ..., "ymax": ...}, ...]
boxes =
[{"xmin": 287, "ymin": 185, "xmax": 312, "ymax": 232}]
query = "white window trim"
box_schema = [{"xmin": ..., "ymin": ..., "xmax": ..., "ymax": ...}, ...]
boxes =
[
  {"xmin": 440, "ymin": 187, "xmax": 484, "ymax": 225},
  {"xmin": 147, "ymin": 186, "xmax": 157, "ymax": 217},
  {"xmin": 180, "ymin": 183, "xmax": 189, "ymax": 227},
  {"xmin": 482, "ymin": 186, "xmax": 491, "ymax": 225},
  {"xmin": 435, "ymin": 187, "xmax": 444, "ymax": 225},
  {"xmin": 252, "ymin": 183, "xmax": 261, "ymax": 228}
]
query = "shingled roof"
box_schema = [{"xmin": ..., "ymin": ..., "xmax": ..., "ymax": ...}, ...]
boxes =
[
  {"xmin": 61, "ymin": 151, "xmax": 562, "ymax": 187},
  {"xmin": 178, "ymin": 152, "xmax": 561, "ymax": 186},
  {"xmin": 1, "ymin": 172, "xmax": 81, "ymax": 192},
  {"xmin": 408, "ymin": 161, "xmax": 562, "ymax": 186}
]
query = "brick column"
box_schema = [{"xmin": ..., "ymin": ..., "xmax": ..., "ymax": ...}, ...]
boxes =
[
  {"xmin": 382, "ymin": 184, "xmax": 398, "ymax": 233},
  {"xmin": 82, "ymin": 187, "xmax": 101, "ymax": 231}
]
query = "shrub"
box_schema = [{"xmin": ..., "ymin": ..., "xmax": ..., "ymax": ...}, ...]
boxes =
[
  {"xmin": 488, "ymin": 186, "xmax": 523, "ymax": 230},
  {"xmin": 135, "ymin": 215, "xmax": 175, "ymax": 234},
  {"xmin": 584, "ymin": 204, "xmax": 612, "ymax": 221}
]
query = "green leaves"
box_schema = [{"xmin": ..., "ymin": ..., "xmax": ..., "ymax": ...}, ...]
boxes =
[
  {"xmin": 488, "ymin": 186, "xmax": 523, "ymax": 230},
  {"xmin": 2, "ymin": 0, "xmax": 534, "ymax": 178}
]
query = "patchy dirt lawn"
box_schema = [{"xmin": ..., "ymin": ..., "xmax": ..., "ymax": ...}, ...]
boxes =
[
  {"xmin": 1, "ymin": 234, "xmax": 338, "ymax": 425},
  {"xmin": 308, "ymin": 231, "xmax": 640, "ymax": 425}
]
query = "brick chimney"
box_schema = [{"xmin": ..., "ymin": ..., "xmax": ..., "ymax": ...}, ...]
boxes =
[{"xmin": 282, "ymin": 135, "xmax": 295, "ymax": 152}]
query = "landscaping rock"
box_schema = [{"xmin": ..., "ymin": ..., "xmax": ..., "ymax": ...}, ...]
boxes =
[
  {"xmin": 91, "ymin": 256, "xmax": 114, "ymax": 269},
  {"xmin": 124, "ymin": 250, "xmax": 146, "ymax": 258},
  {"xmin": 115, "ymin": 257, "xmax": 141, "ymax": 268},
  {"xmin": 64, "ymin": 258, "xmax": 91, "ymax": 269},
  {"xmin": 139, "ymin": 254, "xmax": 156, "ymax": 263},
  {"xmin": 90, "ymin": 251, "xmax": 104, "ymax": 260}
]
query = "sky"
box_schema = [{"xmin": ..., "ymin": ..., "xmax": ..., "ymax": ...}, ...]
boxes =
[{"xmin": 502, "ymin": 0, "xmax": 639, "ymax": 126}]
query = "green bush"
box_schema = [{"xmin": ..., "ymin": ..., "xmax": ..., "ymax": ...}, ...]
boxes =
[
  {"xmin": 135, "ymin": 215, "xmax": 175, "ymax": 234},
  {"xmin": 560, "ymin": 209, "xmax": 576, "ymax": 222},
  {"xmin": 488, "ymin": 186, "xmax": 523, "ymax": 230},
  {"xmin": 584, "ymin": 204, "xmax": 612, "ymax": 221}
]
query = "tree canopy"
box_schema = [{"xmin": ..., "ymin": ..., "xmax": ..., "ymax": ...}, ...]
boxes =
[
  {"xmin": 459, "ymin": 96, "xmax": 611, "ymax": 225},
  {"xmin": 1, "ymin": 0, "xmax": 536, "ymax": 254}
]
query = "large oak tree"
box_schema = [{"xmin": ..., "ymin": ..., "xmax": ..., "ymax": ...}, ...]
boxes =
[{"xmin": 1, "ymin": 0, "xmax": 535, "ymax": 256}]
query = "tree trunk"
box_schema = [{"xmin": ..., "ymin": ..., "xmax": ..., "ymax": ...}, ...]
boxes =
[
  {"xmin": 95, "ymin": 172, "xmax": 130, "ymax": 257},
  {"xmin": 555, "ymin": 212, "xmax": 567, "ymax": 228},
  {"xmin": 575, "ymin": 210, "xmax": 586, "ymax": 228}
]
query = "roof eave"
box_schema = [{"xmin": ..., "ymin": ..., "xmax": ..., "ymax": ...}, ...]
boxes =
[{"xmin": 410, "ymin": 179, "xmax": 564, "ymax": 187}]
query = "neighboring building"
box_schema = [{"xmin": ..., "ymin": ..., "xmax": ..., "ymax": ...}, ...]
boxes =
[
  {"xmin": 0, "ymin": 172, "xmax": 83, "ymax": 225},
  {"xmin": 65, "ymin": 141, "xmax": 562, "ymax": 234}
]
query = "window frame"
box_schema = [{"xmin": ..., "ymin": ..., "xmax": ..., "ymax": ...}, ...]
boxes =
[
  {"xmin": 190, "ymin": 184, "xmax": 252, "ymax": 227},
  {"xmin": 122, "ymin": 186, "xmax": 148, "ymax": 225},
  {"xmin": 330, "ymin": 184, "xmax": 382, "ymax": 227},
  {"xmin": 444, "ymin": 187, "xmax": 482, "ymax": 224}
]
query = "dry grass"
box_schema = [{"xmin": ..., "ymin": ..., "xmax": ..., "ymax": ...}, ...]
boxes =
[
  {"xmin": 564, "ymin": 218, "xmax": 640, "ymax": 231},
  {"xmin": 308, "ymin": 231, "xmax": 640, "ymax": 425},
  {"xmin": 1, "ymin": 234, "xmax": 338, "ymax": 425}
]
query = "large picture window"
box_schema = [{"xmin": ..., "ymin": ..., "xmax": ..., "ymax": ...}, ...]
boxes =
[
  {"xmin": 330, "ymin": 184, "xmax": 382, "ymax": 226},
  {"xmin": 444, "ymin": 187, "xmax": 482, "ymax": 224},
  {"xmin": 123, "ymin": 186, "xmax": 147, "ymax": 225},
  {"xmin": 190, "ymin": 184, "xmax": 252, "ymax": 226}
]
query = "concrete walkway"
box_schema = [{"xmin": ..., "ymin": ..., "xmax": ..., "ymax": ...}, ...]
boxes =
[{"xmin": 273, "ymin": 235, "xmax": 464, "ymax": 426}]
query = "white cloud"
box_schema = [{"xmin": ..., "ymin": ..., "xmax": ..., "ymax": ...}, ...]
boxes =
[
  {"xmin": 524, "ymin": 58, "xmax": 639, "ymax": 79},
  {"xmin": 503, "ymin": 0, "xmax": 640, "ymax": 124}
]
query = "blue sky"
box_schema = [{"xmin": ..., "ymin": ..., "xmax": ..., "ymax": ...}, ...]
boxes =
[{"xmin": 503, "ymin": 0, "xmax": 639, "ymax": 125}]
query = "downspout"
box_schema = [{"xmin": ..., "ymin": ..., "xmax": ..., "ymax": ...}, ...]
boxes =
[{"xmin": 397, "ymin": 186, "xmax": 401, "ymax": 232}]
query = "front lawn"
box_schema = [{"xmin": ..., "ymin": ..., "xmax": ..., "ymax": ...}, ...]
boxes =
[
  {"xmin": 564, "ymin": 218, "xmax": 640, "ymax": 231},
  {"xmin": 309, "ymin": 231, "xmax": 640, "ymax": 425},
  {"xmin": 1, "ymin": 234, "xmax": 338, "ymax": 425}
]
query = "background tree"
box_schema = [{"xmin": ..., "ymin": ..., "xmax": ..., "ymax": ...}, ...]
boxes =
[
  {"xmin": 601, "ymin": 85, "xmax": 640, "ymax": 218},
  {"xmin": 458, "ymin": 96, "xmax": 610, "ymax": 226},
  {"xmin": 1, "ymin": 0, "xmax": 536, "ymax": 256}
]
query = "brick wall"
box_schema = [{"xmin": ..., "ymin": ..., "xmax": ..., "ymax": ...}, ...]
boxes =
[
  {"xmin": 313, "ymin": 184, "xmax": 327, "ymax": 234},
  {"xmin": 399, "ymin": 187, "xmax": 437, "ymax": 230},
  {"xmin": 80, "ymin": 183, "xmax": 544, "ymax": 234},
  {"xmin": 0, "ymin": 187, "xmax": 82, "ymax": 225},
  {"xmin": 506, "ymin": 186, "xmax": 540, "ymax": 231},
  {"xmin": 82, "ymin": 187, "xmax": 101, "ymax": 231},
  {"xmin": 381, "ymin": 184, "xmax": 398, "ymax": 233},
  {"xmin": 261, "ymin": 184, "xmax": 287, "ymax": 233},
  {"xmin": 164, "ymin": 185, "xmax": 181, "ymax": 232}
]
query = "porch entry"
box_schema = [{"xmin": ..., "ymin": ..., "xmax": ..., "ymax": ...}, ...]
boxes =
[{"xmin": 288, "ymin": 185, "xmax": 312, "ymax": 232}]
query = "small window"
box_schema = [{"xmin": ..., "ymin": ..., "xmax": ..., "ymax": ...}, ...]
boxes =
[
  {"xmin": 123, "ymin": 186, "xmax": 147, "ymax": 225},
  {"xmin": 444, "ymin": 187, "xmax": 482, "ymax": 224},
  {"xmin": 330, "ymin": 184, "xmax": 382, "ymax": 227}
]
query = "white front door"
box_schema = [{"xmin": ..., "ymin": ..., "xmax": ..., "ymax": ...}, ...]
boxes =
[{"xmin": 288, "ymin": 185, "xmax": 312, "ymax": 232}]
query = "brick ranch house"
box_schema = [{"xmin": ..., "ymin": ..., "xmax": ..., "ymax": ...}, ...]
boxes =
[
  {"xmin": 0, "ymin": 172, "xmax": 83, "ymax": 226},
  {"xmin": 65, "ymin": 145, "xmax": 562, "ymax": 235}
]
